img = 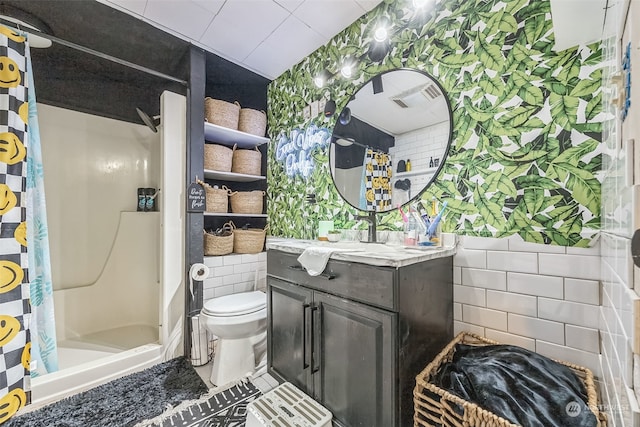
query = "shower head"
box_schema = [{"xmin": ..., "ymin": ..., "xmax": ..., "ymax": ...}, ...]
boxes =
[{"xmin": 136, "ymin": 108, "xmax": 160, "ymax": 133}]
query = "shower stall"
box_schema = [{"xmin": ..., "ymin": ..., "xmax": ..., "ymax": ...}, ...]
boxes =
[{"xmin": 29, "ymin": 91, "xmax": 187, "ymax": 408}]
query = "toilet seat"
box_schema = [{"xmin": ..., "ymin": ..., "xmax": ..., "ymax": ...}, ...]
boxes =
[{"xmin": 202, "ymin": 291, "xmax": 266, "ymax": 317}]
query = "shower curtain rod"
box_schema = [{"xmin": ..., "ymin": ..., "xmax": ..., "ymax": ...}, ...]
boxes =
[{"xmin": 0, "ymin": 17, "xmax": 188, "ymax": 86}]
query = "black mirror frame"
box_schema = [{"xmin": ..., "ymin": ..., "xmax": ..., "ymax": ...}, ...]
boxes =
[{"xmin": 329, "ymin": 68, "xmax": 454, "ymax": 214}]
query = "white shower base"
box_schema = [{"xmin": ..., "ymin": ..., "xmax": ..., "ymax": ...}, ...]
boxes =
[
  {"xmin": 29, "ymin": 325, "xmax": 162, "ymax": 410},
  {"xmin": 57, "ymin": 324, "xmax": 159, "ymax": 370}
]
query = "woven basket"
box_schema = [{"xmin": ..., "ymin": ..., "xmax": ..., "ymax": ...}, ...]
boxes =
[
  {"xmin": 204, "ymin": 184, "xmax": 231, "ymax": 213},
  {"xmin": 230, "ymin": 190, "xmax": 264, "ymax": 214},
  {"xmin": 413, "ymin": 332, "xmax": 606, "ymax": 427},
  {"xmin": 231, "ymin": 222, "xmax": 267, "ymax": 254},
  {"xmin": 205, "ymin": 98, "xmax": 240, "ymax": 130},
  {"xmin": 232, "ymin": 147, "xmax": 262, "ymax": 175},
  {"xmin": 238, "ymin": 108, "xmax": 266, "ymax": 136},
  {"xmin": 204, "ymin": 143, "xmax": 234, "ymax": 172},
  {"xmin": 203, "ymin": 224, "xmax": 234, "ymax": 256}
]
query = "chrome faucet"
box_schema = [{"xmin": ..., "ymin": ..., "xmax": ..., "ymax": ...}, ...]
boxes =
[{"xmin": 356, "ymin": 211, "xmax": 377, "ymax": 243}]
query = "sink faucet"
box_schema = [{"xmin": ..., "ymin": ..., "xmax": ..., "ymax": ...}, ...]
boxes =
[{"xmin": 356, "ymin": 211, "xmax": 377, "ymax": 243}]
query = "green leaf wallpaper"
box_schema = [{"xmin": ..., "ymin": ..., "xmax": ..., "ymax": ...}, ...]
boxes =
[{"xmin": 266, "ymin": 0, "xmax": 603, "ymax": 247}]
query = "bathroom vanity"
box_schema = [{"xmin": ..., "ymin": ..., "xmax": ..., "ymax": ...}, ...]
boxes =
[{"xmin": 266, "ymin": 238, "xmax": 455, "ymax": 427}]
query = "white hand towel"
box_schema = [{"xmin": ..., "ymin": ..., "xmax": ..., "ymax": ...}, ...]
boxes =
[{"xmin": 297, "ymin": 246, "xmax": 342, "ymax": 276}]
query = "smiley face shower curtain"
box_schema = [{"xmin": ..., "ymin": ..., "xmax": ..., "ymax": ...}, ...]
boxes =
[{"xmin": 0, "ymin": 26, "xmax": 56, "ymax": 422}]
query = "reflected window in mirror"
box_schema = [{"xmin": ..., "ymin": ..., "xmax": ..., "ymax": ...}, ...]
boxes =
[{"xmin": 329, "ymin": 68, "xmax": 453, "ymax": 213}]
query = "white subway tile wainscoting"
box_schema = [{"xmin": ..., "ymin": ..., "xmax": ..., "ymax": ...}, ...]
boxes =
[
  {"xmin": 598, "ymin": 1, "xmax": 640, "ymax": 424},
  {"xmin": 203, "ymin": 253, "xmax": 267, "ymax": 301},
  {"xmin": 453, "ymin": 234, "xmax": 602, "ymax": 378}
]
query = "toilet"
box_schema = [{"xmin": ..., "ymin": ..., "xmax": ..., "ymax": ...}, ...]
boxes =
[{"xmin": 200, "ymin": 290, "xmax": 267, "ymax": 386}]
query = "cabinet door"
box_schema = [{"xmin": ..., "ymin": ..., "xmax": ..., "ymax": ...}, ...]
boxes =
[
  {"xmin": 313, "ymin": 292, "xmax": 397, "ymax": 427},
  {"xmin": 267, "ymin": 277, "xmax": 313, "ymax": 393}
]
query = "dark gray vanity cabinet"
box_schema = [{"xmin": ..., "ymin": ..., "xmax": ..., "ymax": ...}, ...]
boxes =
[
  {"xmin": 268, "ymin": 276, "xmax": 396, "ymax": 427},
  {"xmin": 267, "ymin": 248, "xmax": 454, "ymax": 427}
]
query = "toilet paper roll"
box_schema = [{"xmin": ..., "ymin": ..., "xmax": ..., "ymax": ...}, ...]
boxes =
[
  {"xmin": 190, "ymin": 263, "xmax": 210, "ymax": 281},
  {"xmin": 189, "ymin": 263, "xmax": 210, "ymax": 300}
]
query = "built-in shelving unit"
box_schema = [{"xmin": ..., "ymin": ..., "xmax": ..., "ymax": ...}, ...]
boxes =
[
  {"xmin": 204, "ymin": 122, "xmax": 269, "ymax": 149},
  {"xmin": 204, "ymin": 212, "xmax": 268, "ymax": 218},
  {"xmin": 203, "ymin": 121, "xmax": 269, "ymax": 256},
  {"xmin": 203, "ymin": 169, "xmax": 266, "ymax": 182}
]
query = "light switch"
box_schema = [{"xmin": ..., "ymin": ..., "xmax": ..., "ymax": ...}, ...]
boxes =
[
  {"xmin": 310, "ymin": 100, "xmax": 319, "ymax": 117},
  {"xmin": 318, "ymin": 98, "xmax": 327, "ymax": 116}
]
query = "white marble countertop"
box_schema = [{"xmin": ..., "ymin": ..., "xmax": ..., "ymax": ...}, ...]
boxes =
[{"xmin": 266, "ymin": 235, "xmax": 457, "ymax": 268}]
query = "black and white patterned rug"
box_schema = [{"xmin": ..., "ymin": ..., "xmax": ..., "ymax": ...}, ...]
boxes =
[{"xmin": 137, "ymin": 380, "xmax": 262, "ymax": 427}]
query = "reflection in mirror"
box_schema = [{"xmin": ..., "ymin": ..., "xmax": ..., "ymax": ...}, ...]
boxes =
[{"xmin": 330, "ymin": 69, "xmax": 452, "ymax": 214}]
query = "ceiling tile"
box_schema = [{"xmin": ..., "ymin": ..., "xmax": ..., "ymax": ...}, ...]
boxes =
[
  {"xmin": 244, "ymin": 15, "xmax": 326, "ymax": 79},
  {"xmin": 144, "ymin": 0, "xmax": 216, "ymax": 40},
  {"xmin": 274, "ymin": 0, "xmax": 305, "ymax": 12},
  {"xmin": 199, "ymin": 0, "xmax": 290, "ymax": 61},
  {"xmin": 294, "ymin": 0, "xmax": 366, "ymax": 39},
  {"xmin": 355, "ymin": 0, "xmax": 383, "ymax": 12},
  {"xmin": 193, "ymin": 0, "xmax": 225, "ymax": 15},
  {"xmin": 101, "ymin": 0, "xmax": 148, "ymax": 15}
]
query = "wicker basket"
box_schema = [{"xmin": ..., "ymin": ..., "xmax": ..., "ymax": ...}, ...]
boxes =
[
  {"xmin": 232, "ymin": 147, "xmax": 262, "ymax": 175},
  {"xmin": 230, "ymin": 190, "xmax": 264, "ymax": 214},
  {"xmin": 204, "ymin": 143, "xmax": 234, "ymax": 172},
  {"xmin": 203, "ymin": 224, "xmax": 234, "ymax": 256},
  {"xmin": 204, "ymin": 184, "xmax": 231, "ymax": 213},
  {"xmin": 413, "ymin": 332, "xmax": 606, "ymax": 427},
  {"xmin": 231, "ymin": 222, "xmax": 267, "ymax": 254},
  {"xmin": 238, "ymin": 108, "xmax": 266, "ymax": 136},
  {"xmin": 205, "ymin": 98, "xmax": 240, "ymax": 130}
]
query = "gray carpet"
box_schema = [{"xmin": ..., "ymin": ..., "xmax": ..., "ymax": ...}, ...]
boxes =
[{"xmin": 5, "ymin": 357, "xmax": 209, "ymax": 427}]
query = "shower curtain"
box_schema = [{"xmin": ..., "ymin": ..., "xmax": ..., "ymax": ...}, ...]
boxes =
[
  {"xmin": 359, "ymin": 148, "xmax": 392, "ymax": 212},
  {"xmin": 0, "ymin": 26, "xmax": 55, "ymax": 422},
  {"xmin": 25, "ymin": 44, "xmax": 57, "ymax": 378},
  {"xmin": 0, "ymin": 26, "xmax": 32, "ymax": 422}
]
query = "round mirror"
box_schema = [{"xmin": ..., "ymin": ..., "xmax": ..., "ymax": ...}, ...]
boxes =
[{"xmin": 329, "ymin": 69, "xmax": 452, "ymax": 213}]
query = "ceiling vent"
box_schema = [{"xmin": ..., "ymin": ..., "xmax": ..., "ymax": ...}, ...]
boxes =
[{"xmin": 391, "ymin": 83, "xmax": 441, "ymax": 108}]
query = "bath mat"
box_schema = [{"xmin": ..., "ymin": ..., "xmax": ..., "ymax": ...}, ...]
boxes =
[
  {"xmin": 5, "ymin": 357, "xmax": 209, "ymax": 427},
  {"xmin": 136, "ymin": 379, "xmax": 261, "ymax": 427}
]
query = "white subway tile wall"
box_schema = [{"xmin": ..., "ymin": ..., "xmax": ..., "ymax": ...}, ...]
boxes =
[
  {"xmin": 599, "ymin": 1, "xmax": 640, "ymax": 424},
  {"xmin": 454, "ymin": 235, "xmax": 602, "ymax": 377},
  {"xmin": 203, "ymin": 253, "xmax": 267, "ymax": 302},
  {"xmin": 389, "ymin": 122, "xmax": 449, "ymax": 207}
]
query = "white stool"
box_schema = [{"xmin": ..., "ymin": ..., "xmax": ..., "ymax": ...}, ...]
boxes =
[{"xmin": 246, "ymin": 382, "xmax": 333, "ymax": 427}]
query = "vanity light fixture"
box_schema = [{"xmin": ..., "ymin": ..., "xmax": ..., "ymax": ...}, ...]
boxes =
[
  {"xmin": 314, "ymin": 69, "xmax": 332, "ymax": 88},
  {"xmin": 341, "ymin": 63, "xmax": 353, "ymax": 79},
  {"xmin": 313, "ymin": 69, "xmax": 333, "ymax": 88},
  {"xmin": 374, "ymin": 25, "xmax": 388, "ymax": 42},
  {"xmin": 412, "ymin": 0, "xmax": 432, "ymax": 8}
]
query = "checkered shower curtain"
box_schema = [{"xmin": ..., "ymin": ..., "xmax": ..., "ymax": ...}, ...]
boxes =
[
  {"xmin": 0, "ymin": 26, "xmax": 31, "ymax": 422},
  {"xmin": 362, "ymin": 148, "xmax": 392, "ymax": 212}
]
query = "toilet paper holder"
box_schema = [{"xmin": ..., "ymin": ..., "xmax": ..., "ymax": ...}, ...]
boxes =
[
  {"xmin": 190, "ymin": 263, "xmax": 210, "ymax": 281},
  {"xmin": 189, "ymin": 263, "xmax": 210, "ymax": 299}
]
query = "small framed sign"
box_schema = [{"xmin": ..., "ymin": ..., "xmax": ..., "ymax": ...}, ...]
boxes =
[{"xmin": 187, "ymin": 182, "xmax": 206, "ymax": 212}]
